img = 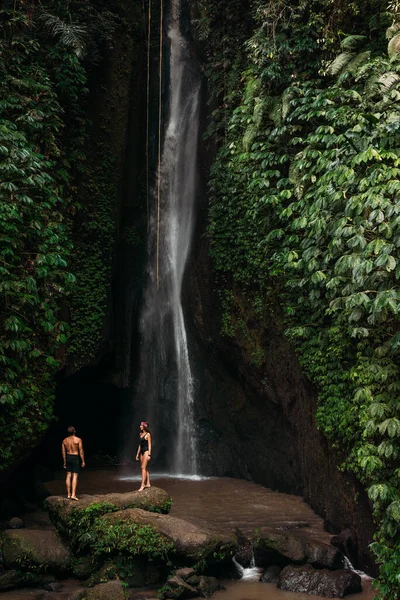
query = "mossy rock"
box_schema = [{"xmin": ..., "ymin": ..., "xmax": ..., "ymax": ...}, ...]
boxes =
[
  {"xmin": 45, "ymin": 487, "xmax": 172, "ymax": 549},
  {"xmin": 1, "ymin": 529, "xmax": 72, "ymax": 573},
  {"xmin": 81, "ymin": 580, "xmax": 126, "ymax": 600},
  {"xmin": 101, "ymin": 508, "xmax": 238, "ymax": 564}
]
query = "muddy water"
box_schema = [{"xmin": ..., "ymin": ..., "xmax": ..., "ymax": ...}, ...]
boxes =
[
  {"xmin": 45, "ymin": 470, "xmax": 336, "ymax": 542},
  {"xmin": 6, "ymin": 468, "xmax": 374, "ymax": 599},
  {"xmin": 213, "ymin": 579, "xmax": 374, "ymax": 600}
]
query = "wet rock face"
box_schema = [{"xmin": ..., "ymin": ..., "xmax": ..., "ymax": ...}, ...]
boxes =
[
  {"xmin": 260, "ymin": 565, "xmax": 281, "ymax": 583},
  {"xmin": 253, "ymin": 527, "xmax": 344, "ymax": 570},
  {"xmin": 330, "ymin": 528, "xmax": 358, "ymax": 568},
  {"xmin": 234, "ymin": 528, "xmax": 254, "ymax": 568},
  {"xmin": 278, "ymin": 564, "xmax": 362, "ymax": 598},
  {"xmin": 159, "ymin": 568, "xmax": 224, "ymax": 600},
  {"xmin": 1, "ymin": 529, "xmax": 71, "ymax": 572},
  {"xmin": 187, "ymin": 247, "xmax": 376, "ymax": 573}
]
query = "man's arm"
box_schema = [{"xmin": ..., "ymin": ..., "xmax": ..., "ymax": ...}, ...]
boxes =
[
  {"xmin": 62, "ymin": 442, "xmax": 66, "ymax": 468},
  {"xmin": 78, "ymin": 439, "xmax": 85, "ymax": 467}
]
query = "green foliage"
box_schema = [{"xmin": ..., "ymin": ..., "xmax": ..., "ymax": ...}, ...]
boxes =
[
  {"xmin": 0, "ymin": 0, "xmax": 132, "ymax": 472},
  {"xmin": 0, "ymin": 2, "xmax": 85, "ymax": 471},
  {"xmin": 92, "ymin": 518, "xmax": 174, "ymax": 561},
  {"xmin": 204, "ymin": 1, "xmax": 400, "ymax": 597},
  {"xmin": 55, "ymin": 500, "xmax": 174, "ymax": 578}
]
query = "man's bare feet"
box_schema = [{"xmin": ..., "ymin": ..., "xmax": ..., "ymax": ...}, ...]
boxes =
[{"xmin": 71, "ymin": 496, "xmax": 79, "ymax": 501}]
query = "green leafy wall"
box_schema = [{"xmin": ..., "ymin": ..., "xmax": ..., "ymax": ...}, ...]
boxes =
[
  {"xmin": 0, "ymin": 0, "xmax": 144, "ymax": 476},
  {"xmin": 196, "ymin": 0, "xmax": 400, "ymax": 596}
]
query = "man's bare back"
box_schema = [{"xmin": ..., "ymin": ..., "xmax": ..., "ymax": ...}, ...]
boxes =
[
  {"xmin": 62, "ymin": 435, "xmax": 82, "ymax": 455},
  {"xmin": 63, "ymin": 427, "xmax": 85, "ymax": 501}
]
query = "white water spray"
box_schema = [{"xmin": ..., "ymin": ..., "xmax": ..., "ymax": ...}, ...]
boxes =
[{"xmin": 130, "ymin": 0, "xmax": 201, "ymax": 474}]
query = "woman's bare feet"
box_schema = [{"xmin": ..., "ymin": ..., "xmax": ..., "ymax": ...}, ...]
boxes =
[
  {"xmin": 144, "ymin": 485, "xmax": 151, "ymax": 488},
  {"xmin": 71, "ymin": 496, "xmax": 79, "ymax": 501},
  {"xmin": 67, "ymin": 495, "xmax": 71, "ymax": 499},
  {"xmin": 138, "ymin": 486, "xmax": 145, "ymax": 492}
]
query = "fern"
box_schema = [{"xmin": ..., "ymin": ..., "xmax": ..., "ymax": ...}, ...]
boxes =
[
  {"xmin": 327, "ymin": 52, "xmax": 354, "ymax": 76},
  {"xmin": 386, "ymin": 22, "xmax": 400, "ymax": 40},
  {"xmin": 340, "ymin": 35, "xmax": 367, "ymax": 51},
  {"xmin": 388, "ymin": 33, "xmax": 400, "ymax": 58},
  {"xmin": 38, "ymin": 12, "xmax": 87, "ymax": 57},
  {"xmin": 378, "ymin": 71, "xmax": 400, "ymax": 92}
]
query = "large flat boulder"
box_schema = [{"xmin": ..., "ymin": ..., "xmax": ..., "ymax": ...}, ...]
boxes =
[
  {"xmin": 253, "ymin": 527, "xmax": 344, "ymax": 569},
  {"xmin": 1, "ymin": 529, "xmax": 72, "ymax": 572},
  {"xmin": 278, "ymin": 564, "xmax": 362, "ymax": 597},
  {"xmin": 101, "ymin": 508, "xmax": 238, "ymax": 563},
  {"xmin": 45, "ymin": 487, "xmax": 171, "ymax": 547}
]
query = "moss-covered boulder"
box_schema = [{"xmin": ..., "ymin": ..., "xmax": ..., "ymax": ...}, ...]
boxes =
[
  {"xmin": 81, "ymin": 580, "xmax": 126, "ymax": 600},
  {"xmin": 253, "ymin": 527, "xmax": 344, "ymax": 570},
  {"xmin": 45, "ymin": 487, "xmax": 172, "ymax": 549},
  {"xmin": 1, "ymin": 529, "xmax": 72, "ymax": 572},
  {"xmin": 101, "ymin": 508, "xmax": 238, "ymax": 564}
]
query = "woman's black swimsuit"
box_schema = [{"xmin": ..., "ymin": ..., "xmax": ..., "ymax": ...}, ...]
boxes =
[
  {"xmin": 139, "ymin": 435, "xmax": 149, "ymax": 455},
  {"xmin": 66, "ymin": 454, "xmax": 80, "ymax": 473}
]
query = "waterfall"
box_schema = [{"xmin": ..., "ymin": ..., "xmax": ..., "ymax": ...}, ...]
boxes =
[{"xmin": 128, "ymin": 0, "xmax": 201, "ymax": 474}]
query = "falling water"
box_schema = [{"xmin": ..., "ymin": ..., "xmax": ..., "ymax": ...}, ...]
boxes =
[{"xmin": 130, "ymin": 0, "xmax": 201, "ymax": 474}]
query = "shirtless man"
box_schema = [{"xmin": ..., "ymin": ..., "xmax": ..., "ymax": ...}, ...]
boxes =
[{"xmin": 62, "ymin": 426, "xmax": 85, "ymax": 500}]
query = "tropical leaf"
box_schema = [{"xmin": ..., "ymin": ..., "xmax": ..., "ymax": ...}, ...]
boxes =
[
  {"xmin": 386, "ymin": 22, "xmax": 400, "ymax": 40},
  {"xmin": 340, "ymin": 35, "xmax": 367, "ymax": 51},
  {"xmin": 327, "ymin": 52, "xmax": 354, "ymax": 76},
  {"xmin": 38, "ymin": 12, "xmax": 87, "ymax": 57},
  {"xmin": 378, "ymin": 71, "xmax": 400, "ymax": 93}
]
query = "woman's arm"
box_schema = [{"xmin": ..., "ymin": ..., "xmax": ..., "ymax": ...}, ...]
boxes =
[
  {"xmin": 147, "ymin": 433, "xmax": 152, "ymax": 458},
  {"xmin": 136, "ymin": 444, "xmax": 140, "ymax": 460}
]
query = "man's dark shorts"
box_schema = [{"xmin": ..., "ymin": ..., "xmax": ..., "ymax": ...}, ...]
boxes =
[{"xmin": 66, "ymin": 454, "xmax": 81, "ymax": 473}]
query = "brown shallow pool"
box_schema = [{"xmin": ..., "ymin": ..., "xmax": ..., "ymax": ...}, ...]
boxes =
[{"xmin": 3, "ymin": 468, "xmax": 374, "ymax": 599}]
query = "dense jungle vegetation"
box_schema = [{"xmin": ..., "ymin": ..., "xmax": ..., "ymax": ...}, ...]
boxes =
[
  {"xmin": 196, "ymin": 0, "xmax": 400, "ymax": 596},
  {"xmin": 2, "ymin": 0, "xmax": 400, "ymax": 597},
  {"xmin": 0, "ymin": 0, "xmax": 142, "ymax": 473}
]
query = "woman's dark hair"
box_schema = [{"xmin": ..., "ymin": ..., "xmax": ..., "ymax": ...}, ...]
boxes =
[
  {"xmin": 140, "ymin": 421, "xmax": 150, "ymax": 433},
  {"xmin": 67, "ymin": 426, "xmax": 76, "ymax": 435}
]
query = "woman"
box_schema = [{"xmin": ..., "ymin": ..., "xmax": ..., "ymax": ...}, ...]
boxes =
[{"xmin": 135, "ymin": 421, "xmax": 152, "ymax": 491}]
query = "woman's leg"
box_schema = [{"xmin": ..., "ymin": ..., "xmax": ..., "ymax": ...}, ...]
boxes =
[
  {"xmin": 145, "ymin": 455, "xmax": 151, "ymax": 487},
  {"xmin": 138, "ymin": 454, "xmax": 146, "ymax": 491}
]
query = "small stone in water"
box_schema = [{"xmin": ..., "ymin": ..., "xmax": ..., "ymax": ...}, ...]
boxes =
[{"xmin": 6, "ymin": 517, "xmax": 23, "ymax": 529}]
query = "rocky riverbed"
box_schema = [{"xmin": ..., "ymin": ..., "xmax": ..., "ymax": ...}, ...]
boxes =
[{"xmin": 0, "ymin": 470, "xmax": 375, "ymax": 599}]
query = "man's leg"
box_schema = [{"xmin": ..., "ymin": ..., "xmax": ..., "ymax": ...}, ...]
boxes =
[
  {"xmin": 66, "ymin": 472, "xmax": 72, "ymax": 498},
  {"xmin": 71, "ymin": 473, "xmax": 79, "ymax": 499}
]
